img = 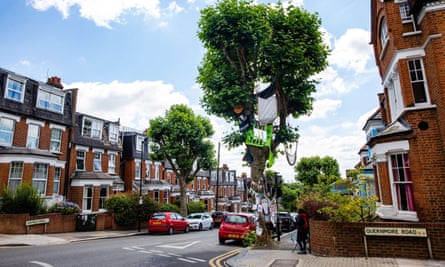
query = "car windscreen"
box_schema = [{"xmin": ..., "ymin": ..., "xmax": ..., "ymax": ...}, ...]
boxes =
[
  {"xmin": 152, "ymin": 214, "xmax": 166, "ymax": 220},
  {"xmin": 187, "ymin": 214, "xmax": 202, "ymax": 219},
  {"xmin": 224, "ymin": 215, "xmax": 247, "ymax": 224}
]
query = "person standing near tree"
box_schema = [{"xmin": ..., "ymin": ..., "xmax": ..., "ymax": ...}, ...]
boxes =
[{"xmin": 295, "ymin": 208, "xmax": 309, "ymax": 254}]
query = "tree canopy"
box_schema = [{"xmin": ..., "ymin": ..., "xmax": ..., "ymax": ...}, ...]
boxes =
[
  {"xmin": 197, "ymin": 0, "xmax": 329, "ymax": 181},
  {"xmin": 295, "ymin": 156, "xmax": 341, "ymax": 186},
  {"xmin": 148, "ymin": 104, "xmax": 215, "ymax": 216}
]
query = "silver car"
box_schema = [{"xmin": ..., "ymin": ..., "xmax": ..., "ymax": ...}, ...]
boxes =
[{"xmin": 186, "ymin": 213, "xmax": 213, "ymax": 231}]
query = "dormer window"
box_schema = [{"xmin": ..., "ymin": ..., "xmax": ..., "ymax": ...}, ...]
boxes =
[
  {"xmin": 5, "ymin": 75, "xmax": 26, "ymax": 102},
  {"xmin": 109, "ymin": 124, "xmax": 119, "ymax": 143},
  {"xmin": 37, "ymin": 88, "xmax": 64, "ymax": 114},
  {"xmin": 82, "ymin": 117, "xmax": 103, "ymax": 139}
]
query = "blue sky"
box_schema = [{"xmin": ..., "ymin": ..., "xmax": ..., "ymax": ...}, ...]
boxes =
[{"xmin": 0, "ymin": 0, "xmax": 382, "ymax": 182}]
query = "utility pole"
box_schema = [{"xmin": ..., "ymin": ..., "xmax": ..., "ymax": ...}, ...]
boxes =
[
  {"xmin": 138, "ymin": 138, "xmax": 146, "ymax": 232},
  {"xmin": 215, "ymin": 142, "xmax": 220, "ymax": 211}
]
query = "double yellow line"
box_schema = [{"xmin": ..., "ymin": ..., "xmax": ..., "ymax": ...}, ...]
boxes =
[{"xmin": 209, "ymin": 248, "xmax": 242, "ymax": 267}]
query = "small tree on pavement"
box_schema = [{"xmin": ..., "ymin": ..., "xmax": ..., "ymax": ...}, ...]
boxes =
[{"xmin": 148, "ymin": 104, "xmax": 215, "ymax": 217}]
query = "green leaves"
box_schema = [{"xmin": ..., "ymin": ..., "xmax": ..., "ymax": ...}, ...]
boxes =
[{"xmin": 197, "ymin": 0, "xmax": 329, "ymax": 148}]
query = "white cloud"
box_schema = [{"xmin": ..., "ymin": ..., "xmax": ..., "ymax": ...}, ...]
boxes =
[
  {"xmin": 66, "ymin": 80, "xmax": 189, "ymax": 130},
  {"xmin": 300, "ymin": 98, "xmax": 342, "ymax": 121},
  {"xmin": 329, "ymin": 28, "xmax": 372, "ymax": 73},
  {"xmin": 28, "ymin": 0, "xmax": 163, "ymax": 28}
]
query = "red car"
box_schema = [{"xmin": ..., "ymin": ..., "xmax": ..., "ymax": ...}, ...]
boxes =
[
  {"xmin": 218, "ymin": 213, "xmax": 256, "ymax": 244},
  {"xmin": 147, "ymin": 212, "xmax": 190, "ymax": 235}
]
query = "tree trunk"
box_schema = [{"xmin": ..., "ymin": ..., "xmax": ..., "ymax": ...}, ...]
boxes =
[{"xmin": 179, "ymin": 176, "xmax": 188, "ymax": 217}]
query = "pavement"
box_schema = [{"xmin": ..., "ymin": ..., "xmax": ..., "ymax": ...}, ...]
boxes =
[{"xmin": 0, "ymin": 230, "xmax": 444, "ymax": 267}]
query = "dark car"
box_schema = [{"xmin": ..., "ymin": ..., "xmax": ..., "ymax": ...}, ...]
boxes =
[
  {"xmin": 211, "ymin": 211, "xmax": 226, "ymax": 228},
  {"xmin": 147, "ymin": 212, "xmax": 190, "ymax": 235},
  {"xmin": 218, "ymin": 213, "xmax": 256, "ymax": 245},
  {"xmin": 277, "ymin": 212, "xmax": 295, "ymax": 232}
]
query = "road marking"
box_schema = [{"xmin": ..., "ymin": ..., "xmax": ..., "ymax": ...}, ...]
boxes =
[
  {"xmin": 139, "ymin": 251, "xmax": 152, "ymax": 254},
  {"xmin": 132, "ymin": 246, "xmax": 144, "ymax": 250},
  {"xmin": 155, "ymin": 253, "xmax": 171, "ymax": 258},
  {"xmin": 157, "ymin": 240, "xmax": 200, "ymax": 249},
  {"xmin": 167, "ymin": 252, "xmax": 182, "ymax": 257},
  {"xmin": 209, "ymin": 248, "xmax": 241, "ymax": 267},
  {"xmin": 187, "ymin": 257, "xmax": 206, "ymax": 262},
  {"xmin": 122, "ymin": 247, "xmax": 134, "ymax": 251},
  {"xmin": 29, "ymin": 261, "xmax": 53, "ymax": 267},
  {"xmin": 178, "ymin": 258, "xmax": 196, "ymax": 263},
  {"xmin": 149, "ymin": 249, "xmax": 163, "ymax": 253}
]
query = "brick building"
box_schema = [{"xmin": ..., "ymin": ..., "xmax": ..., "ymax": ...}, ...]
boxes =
[
  {"xmin": 0, "ymin": 68, "xmax": 76, "ymax": 207},
  {"xmin": 368, "ymin": 0, "xmax": 445, "ymax": 222}
]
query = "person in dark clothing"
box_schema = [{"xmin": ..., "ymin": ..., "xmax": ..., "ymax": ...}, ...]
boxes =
[{"xmin": 295, "ymin": 208, "xmax": 309, "ymax": 254}]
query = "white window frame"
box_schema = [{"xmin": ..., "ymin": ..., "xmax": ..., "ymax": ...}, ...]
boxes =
[
  {"xmin": 389, "ymin": 152, "xmax": 415, "ymax": 212},
  {"xmin": 99, "ymin": 185, "xmax": 108, "ymax": 210},
  {"xmin": 0, "ymin": 117, "xmax": 15, "ymax": 146},
  {"xmin": 163, "ymin": 190, "xmax": 169, "ymax": 203},
  {"xmin": 408, "ymin": 58, "xmax": 429, "ymax": 104},
  {"xmin": 82, "ymin": 117, "xmax": 103, "ymax": 139},
  {"xmin": 26, "ymin": 123, "xmax": 41, "ymax": 149},
  {"xmin": 83, "ymin": 185, "xmax": 93, "ymax": 211},
  {"xmin": 8, "ymin": 161, "xmax": 23, "ymax": 192},
  {"xmin": 136, "ymin": 135, "xmax": 145, "ymax": 151},
  {"xmin": 380, "ymin": 18, "xmax": 389, "ymax": 50},
  {"xmin": 145, "ymin": 161, "xmax": 150, "ymax": 180},
  {"xmin": 53, "ymin": 167, "xmax": 61, "ymax": 195},
  {"xmin": 76, "ymin": 150, "xmax": 86, "ymax": 171},
  {"xmin": 5, "ymin": 75, "xmax": 26, "ymax": 103},
  {"xmin": 108, "ymin": 153, "xmax": 116, "ymax": 174},
  {"xmin": 109, "ymin": 124, "xmax": 119, "ymax": 143},
  {"xmin": 37, "ymin": 88, "xmax": 64, "ymax": 114},
  {"xmin": 155, "ymin": 163, "xmax": 160, "ymax": 180},
  {"xmin": 93, "ymin": 151, "xmax": 102, "ymax": 172},
  {"xmin": 135, "ymin": 159, "xmax": 141, "ymax": 180},
  {"xmin": 50, "ymin": 128, "xmax": 62, "ymax": 152},
  {"xmin": 32, "ymin": 163, "xmax": 48, "ymax": 195}
]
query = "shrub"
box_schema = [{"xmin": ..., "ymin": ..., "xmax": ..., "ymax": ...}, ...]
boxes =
[
  {"xmin": 242, "ymin": 231, "xmax": 257, "ymax": 247},
  {"xmin": 0, "ymin": 184, "xmax": 45, "ymax": 215},
  {"xmin": 104, "ymin": 193, "xmax": 159, "ymax": 225},
  {"xmin": 48, "ymin": 201, "xmax": 81, "ymax": 215},
  {"xmin": 187, "ymin": 201, "xmax": 206, "ymax": 214},
  {"xmin": 158, "ymin": 203, "xmax": 180, "ymax": 213}
]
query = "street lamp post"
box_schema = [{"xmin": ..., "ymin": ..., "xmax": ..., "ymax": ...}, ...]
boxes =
[
  {"xmin": 215, "ymin": 142, "xmax": 220, "ymax": 211},
  {"xmin": 274, "ymin": 172, "xmax": 281, "ymax": 241},
  {"xmin": 138, "ymin": 139, "xmax": 145, "ymax": 232}
]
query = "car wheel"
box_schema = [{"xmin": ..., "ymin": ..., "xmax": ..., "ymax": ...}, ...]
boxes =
[
  {"xmin": 219, "ymin": 237, "xmax": 225, "ymax": 245},
  {"xmin": 209, "ymin": 223, "xmax": 213, "ymax": 230},
  {"xmin": 185, "ymin": 225, "xmax": 190, "ymax": 233},
  {"xmin": 199, "ymin": 223, "xmax": 203, "ymax": 231},
  {"xmin": 168, "ymin": 227, "xmax": 174, "ymax": 235}
]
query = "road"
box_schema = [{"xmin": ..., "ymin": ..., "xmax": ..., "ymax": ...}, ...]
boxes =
[{"xmin": 0, "ymin": 229, "xmax": 240, "ymax": 267}]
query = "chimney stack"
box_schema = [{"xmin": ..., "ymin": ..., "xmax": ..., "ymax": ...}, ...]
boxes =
[{"xmin": 47, "ymin": 76, "xmax": 64, "ymax": 89}]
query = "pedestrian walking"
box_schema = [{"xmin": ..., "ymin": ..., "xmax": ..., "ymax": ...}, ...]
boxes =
[{"xmin": 295, "ymin": 208, "xmax": 309, "ymax": 254}]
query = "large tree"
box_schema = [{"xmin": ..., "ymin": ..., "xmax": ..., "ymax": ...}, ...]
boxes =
[
  {"xmin": 148, "ymin": 104, "xmax": 215, "ymax": 216},
  {"xmin": 295, "ymin": 156, "xmax": 341, "ymax": 187},
  {"xmin": 197, "ymin": 0, "xmax": 329, "ymax": 184}
]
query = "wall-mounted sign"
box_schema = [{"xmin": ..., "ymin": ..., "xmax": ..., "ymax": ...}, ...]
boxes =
[{"xmin": 364, "ymin": 227, "xmax": 427, "ymax": 237}]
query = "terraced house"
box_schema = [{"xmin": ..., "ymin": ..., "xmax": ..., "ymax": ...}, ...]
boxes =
[{"xmin": 0, "ymin": 68, "xmax": 76, "ymax": 207}]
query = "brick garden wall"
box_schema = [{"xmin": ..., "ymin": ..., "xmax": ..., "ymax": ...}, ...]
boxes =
[
  {"xmin": 310, "ymin": 220, "xmax": 445, "ymax": 260},
  {"xmin": 0, "ymin": 213, "xmax": 116, "ymax": 234}
]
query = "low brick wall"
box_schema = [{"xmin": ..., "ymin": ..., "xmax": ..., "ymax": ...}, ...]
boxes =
[
  {"xmin": 309, "ymin": 220, "xmax": 445, "ymax": 260},
  {"xmin": 0, "ymin": 213, "xmax": 117, "ymax": 234}
]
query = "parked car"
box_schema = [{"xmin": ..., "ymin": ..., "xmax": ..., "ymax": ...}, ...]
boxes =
[
  {"xmin": 211, "ymin": 211, "xmax": 226, "ymax": 228},
  {"xmin": 277, "ymin": 211, "xmax": 295, "ymax": 233},
  {"xmin": 147, "ymin": 212, "xmax": 189, "ymax": 235},
  {"xmin": 218, "ymin": 213, "xmax": 256, "ymax": 245},
  {"xmin": 186, "ymin": 213, "xmax": 213, "ymax": 231}
]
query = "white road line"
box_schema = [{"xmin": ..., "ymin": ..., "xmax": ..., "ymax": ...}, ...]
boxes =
[
  {"xmin": 157, "ymin": 240, "xmax": 200, "ymax": 249},
  {"xmin": 29, "ymin": 261, "xmax": 53, "ymax": 267},
  {"xmin": 139, "ymin": 251, "xmax": 152, "ymax": 254},
  {"xmin": 150, "ymin": 249, "xmax": 163, "ymax": 253},
  {"xmin": 178, "ymin": 258, "xmax": 196, "ymax": 263},
  {"xmin": 187, "ymin": 257, "xmax": 206, "ymax": 262},
  {"xmin": 167, "ymin": 253, "xmax": 182, "ymax": 257},
  {"xmin": 156, "ymin": 254, "xmax": 171, "ymax": 258},
  {"xmin": 122, "ymin": 247, "xmax": 134, "ymax": 251},
  {"xmin": 132, "ymin": 246, "xmax": 144, "ymax": 250}
]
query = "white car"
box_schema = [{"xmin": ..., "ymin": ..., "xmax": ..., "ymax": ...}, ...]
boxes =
[{"xmin": 186, "ymin": 213, "xmax": 213, "ymax": 231}]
